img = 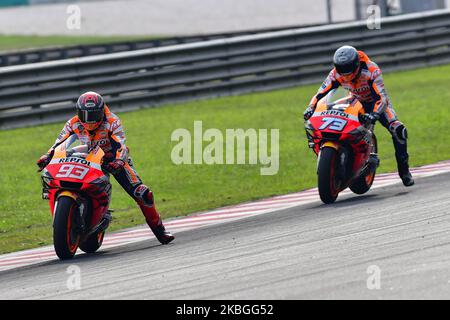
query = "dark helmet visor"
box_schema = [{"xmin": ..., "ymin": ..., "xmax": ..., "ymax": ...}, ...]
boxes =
[
  {"xmin": 78, "ymin": 109, "xmax": 103, "ymax": 123},
  {"xmin": 335, "ymin": 61, "xmax": 358, "ymax": 75}
]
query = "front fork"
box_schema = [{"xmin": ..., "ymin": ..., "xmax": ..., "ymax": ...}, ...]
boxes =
[
  {"xmin": 319, "ymin": 142, "xmax": 352, "ymax": 184},
  {"xmin": 55, "ymin": 191, "xmax": 87, "ymax": 234},
  {"xmin": 317, "ymin": 141, "xmax": 340, "ymax": 171}
]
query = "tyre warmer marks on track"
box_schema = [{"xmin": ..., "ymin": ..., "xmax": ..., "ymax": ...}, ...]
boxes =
[{"xmin": 1, "ymin": 160, "xmax": 450, "ymax": 272}]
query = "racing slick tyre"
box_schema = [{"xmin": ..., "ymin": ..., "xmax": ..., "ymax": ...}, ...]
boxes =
[
  {"xmin": 349, "ymin": 168, "xmax": 375, "ymax": 195},
  {"xmin": 349, "ymin": 134, "xmax": 378, "ymax": 195},
  {"xmin": 79, "ymin": 231, "xmax": 105, "ymax": 254},
  {"xmin": 318, "ymin": 147, "xmax": 340, "ymax": 204},
  {"xmin": 53, "ymin": 196, "xmax": 80, "ymax": 260}
]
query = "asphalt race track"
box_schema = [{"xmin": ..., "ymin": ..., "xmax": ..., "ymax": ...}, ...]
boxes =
[{"xmin": 1, "ymin": 172, "xmax": 450, "ymax": 300}]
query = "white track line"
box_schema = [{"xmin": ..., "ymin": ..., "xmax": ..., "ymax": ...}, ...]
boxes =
[{"xmin": 1, "ymin": 160, "xmax": 449, "ymax": 272}]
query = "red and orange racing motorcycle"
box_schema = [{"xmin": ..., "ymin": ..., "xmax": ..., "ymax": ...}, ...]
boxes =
[
  {"xmin": 41, "ymin": 141, "xmax": 112, "ymax": 259},
  {"xmin": 305, "ymin": 91, "xmax": 379, "ymax": 204}
]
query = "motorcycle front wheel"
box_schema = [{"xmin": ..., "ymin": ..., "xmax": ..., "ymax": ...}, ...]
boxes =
[
  {"xmin": 317, "ymin": 147, "xmax": 340, "ymax": 204},
  {"xmin": 53, "ymin": 196, "xmax": 80, "ymax": 260}
]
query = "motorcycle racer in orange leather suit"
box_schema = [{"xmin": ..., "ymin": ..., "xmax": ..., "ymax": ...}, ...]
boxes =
[
  {"xmin": 37, "ymin": 91, "xmax": 174, "ymax": 244},
  {"xmin": 304, "ymin": 46, "xmax": 414, "ymax": 186}
]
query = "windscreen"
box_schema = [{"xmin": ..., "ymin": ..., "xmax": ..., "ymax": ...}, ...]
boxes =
[
  {"xmin": 64, "ymin": 136, "xmax": 89, "ymax": 157},
  {"xmin": 325, "ymin": 88, "xmax": 351, "ymax": 105}
]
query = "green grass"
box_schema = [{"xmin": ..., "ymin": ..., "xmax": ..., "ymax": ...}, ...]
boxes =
[
  {"xmin": 1, "ymin": 64, "xmax": 450, "ymax": 254},
  {"xmin": 0, "ymin": 35, "xmax": 158, "ymax": 52}
]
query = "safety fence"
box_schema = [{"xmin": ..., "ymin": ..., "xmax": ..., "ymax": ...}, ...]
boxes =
[
  {"xmin": 1, "ymin": 9, "xmax": 449, "ymax": 129},
  {"xmin": 0, "ymin": 25, "xmax": 327, "ymax": 67}
]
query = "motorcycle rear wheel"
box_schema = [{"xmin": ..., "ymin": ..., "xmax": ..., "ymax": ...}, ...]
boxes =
[
  {"xmin": 318, "ymin": 147, "xmax": 340, "ymax": 204},
  {"xmin": 349, "ymin": 134, "xmax": 378, "ymax": 195},
  {"xmin": 79, "ymin": 231, "xmax": 105, "ymax": 254},
  {"xmin": 349, "ymin": 169, "xmax": 376, "ymax": 194},
  {"xmin": 53, "ymin": 196, "xmax": 80, "ymax": 260}
]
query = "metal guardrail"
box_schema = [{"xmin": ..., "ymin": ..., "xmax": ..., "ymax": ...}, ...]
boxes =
[
  {"xmin": 0, "ymin": 24, "xmax": 327, "ymax": 67},
  {"xmin": 1, "ymin": 9, "xmax": 450, "ymax": 130}
]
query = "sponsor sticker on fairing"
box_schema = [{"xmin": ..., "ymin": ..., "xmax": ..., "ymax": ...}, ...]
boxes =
[
  {"xmin": 58, "ymin": 157, "xmax": 91, "ymax": 166},
  {"xmin": 49, "ymin": 157, "xmax": 102, "ymax": 170}
]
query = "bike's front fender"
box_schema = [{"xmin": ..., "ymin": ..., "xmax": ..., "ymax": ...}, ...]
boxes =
[
  {"xmin": 50, "ymin": 190, "xmax": 80, "ymax": 219},
  {"xmin": 317, "ymin": 142, "xmax": 341, "ymax": 174},
  {"xmin": 58, "ymin": 190, "xmax": 80, "ymax": 202},
  {"xmin": 321, "ymin": 141, "xmax": 341, "ymax": 151}
]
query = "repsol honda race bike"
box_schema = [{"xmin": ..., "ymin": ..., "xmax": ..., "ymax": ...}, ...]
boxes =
[
  {"xmin": 40, "ymin": 140, "xmax": 112, "ymax": 260},
  {"xmin": 305, "ymin": 90, "xmax": 379, "ymax": 204}
]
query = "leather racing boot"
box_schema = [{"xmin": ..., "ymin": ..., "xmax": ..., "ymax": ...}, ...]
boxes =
[
  {"xmin": 397, "ymin": 155, "xmax": 414, "ymax": 187},
  {"xmin": 137, "ymin": 187, "xmax": 174, "ymax": 244}
]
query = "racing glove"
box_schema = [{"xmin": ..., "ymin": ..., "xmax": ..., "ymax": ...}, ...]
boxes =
[
  {"xmin": 36, "ymin": 151, "xmax": 54, "ymax": 172},
  {"xmin": 303, "ymin": 106, "xmax": 315, "ymax": 121},
  {"xmin": 363, "ymin": 112, "xmax": 380, "ymax": 124},
  {"xmin": 105, "ymin": 159, "xmax": 125, "ymax": 175}
]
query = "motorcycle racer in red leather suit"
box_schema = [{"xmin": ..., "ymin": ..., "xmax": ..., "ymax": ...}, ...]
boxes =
[
  {"xmin": 304, "ymin": 46, "xmax": 414, "ymax": 186},
  {"xmin": 37, "ymin": 91, "xmax": 174, "ymax": 244}
]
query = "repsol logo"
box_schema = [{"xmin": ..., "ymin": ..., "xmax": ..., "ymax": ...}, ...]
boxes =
[
  {"xmin": 320, "ymin": 110, "xmax": 349, "ymax": 118},
  {"xmin": 59, "ymin": 157, "xmax": 91, "ymax": 166}
]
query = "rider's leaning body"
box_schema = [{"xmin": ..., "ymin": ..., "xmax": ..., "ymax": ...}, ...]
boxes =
[
  {"xmin": 48, "ymin": 105, "xmax": 128, "ymax": 163},
  {"xmin": 37, "ymin": 92, "xmax": 174, "ymax": 244},
  {"xmin": 309, "ymin": 51, "xmax": 390, "ymax": 117},
  {"xmin": 304, "ymin": 46, "xmax": 414, "ymax": 186}
]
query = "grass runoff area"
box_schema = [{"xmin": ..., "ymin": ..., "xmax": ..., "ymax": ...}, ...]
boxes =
[
  {"xmin": 0, "ymin": 35, "xmax": 154, "ymax": 52},
  {"xmin": 1, "ymin": 64, "xmax": 450, "ymax": 254}
]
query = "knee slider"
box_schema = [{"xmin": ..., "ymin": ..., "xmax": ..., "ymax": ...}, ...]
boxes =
[
  {"xmin": 133, "ymin": 184, "xmax": 154, "ymax": 206},
  {"xmin": 389, "ymin": 121, "xmax": 407, "ymax": 144}
]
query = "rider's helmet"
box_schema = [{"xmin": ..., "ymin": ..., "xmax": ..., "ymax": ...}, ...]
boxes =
[
  {"xmin": 76, "ymin": 91, "xmax": 105, "ymax": 131},
  {"xmin": 333, "ymin": 45, "xmax": 360, "ymax": 82}
]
